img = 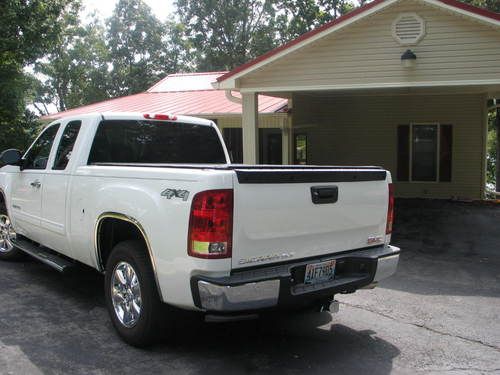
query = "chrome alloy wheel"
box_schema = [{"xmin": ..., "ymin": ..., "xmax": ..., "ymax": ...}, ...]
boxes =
[
  {"xmin": 0, "ymin": 214, "xmax": 16, "ymax": 253},
  {"xmin": 111, "ymin": 261, "xmax": 142, "ymax": 328}
]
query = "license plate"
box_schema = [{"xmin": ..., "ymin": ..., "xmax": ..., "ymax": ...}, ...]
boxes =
[{"xmin": 304, "ymin": 259, "xmax": 336, "ymax": 284}]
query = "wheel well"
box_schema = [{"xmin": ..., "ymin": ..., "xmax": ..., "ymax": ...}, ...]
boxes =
[
  {"xmin": 0, "ymin": 191, "xmax": 6, "ymax": 212},
  {"xmin": 96, "ymin": 217, "xmax": 147, "ymax": 271}
]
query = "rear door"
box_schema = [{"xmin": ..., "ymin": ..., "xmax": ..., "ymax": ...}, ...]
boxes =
[{"xmin": 231, "ymin": 168, "xmax": 390, "ymax": 269}]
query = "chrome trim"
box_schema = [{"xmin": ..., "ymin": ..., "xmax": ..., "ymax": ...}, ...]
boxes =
[
  {"xmin": 198, "ymin": 279, "xmax": 280, "ymax": 312},
  {"xmin": 373, "ymin": 246, "xmax": 400, "ymax": 282},
  {"xmin": 0, "ymin": 214, "xmax": 16, "ymax": 253},
  {"xmin": 94, "ymin": 212, "xmax": 164, "ymax": 301}
]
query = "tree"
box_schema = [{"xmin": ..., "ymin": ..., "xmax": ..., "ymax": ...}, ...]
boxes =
[
  {"xmin": 175, "ymin": 0, "xmax": 277, "ymax": 71},
  {"xmin": 34, "ymin": 8, "xmax": 112, "ymax": 112},
  {"xmin": 274, "ymin": 0, "xmax": 355, "ymax": 43},
  {"xmin": 0, "ymin": 0, "xmax": 74, "ymax": 150},
  {"xmin": 106, "ymin": 0, "xmax": 183, "ymax": 96},
  {"xmin": 175, "ymin": 0, "xmax": 358, "ymax": 71},
  {"xmin": 459, "ymin": 0, "xmax": 500, "ymax": 12}
]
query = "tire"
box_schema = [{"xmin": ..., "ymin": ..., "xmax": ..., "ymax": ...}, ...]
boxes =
[
  {"xmin": 104, "ymin": 240, "xmax": 165, "ymax": 347},
  {"xmin": 0, "ymin": 201, "xmax": 23, "ymax": 261}
]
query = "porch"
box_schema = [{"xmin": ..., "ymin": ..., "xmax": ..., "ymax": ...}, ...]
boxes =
[{"xmin": 235, "ymin": 88, "xmax": 493, "ymax": 200}]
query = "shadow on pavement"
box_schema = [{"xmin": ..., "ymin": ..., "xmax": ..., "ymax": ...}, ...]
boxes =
[{"xmin": 0, "ymin": 259, "xmax": 399, "ymax": 374}]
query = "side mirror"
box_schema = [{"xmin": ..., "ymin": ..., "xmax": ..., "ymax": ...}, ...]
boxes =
[{"xmin": 0, "ymin": 149, "xmax": 22, "ymax": 166}]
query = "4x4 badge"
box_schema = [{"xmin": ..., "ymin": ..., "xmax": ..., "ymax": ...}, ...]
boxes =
[{"xmin": 161, "ymin": 189, "xmax": 190, "ymax": 201}]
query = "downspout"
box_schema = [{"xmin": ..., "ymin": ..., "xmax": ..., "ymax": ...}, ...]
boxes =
[{"xmin": 225, "ymin": 90, "xmax": 242, "ymax": 104}]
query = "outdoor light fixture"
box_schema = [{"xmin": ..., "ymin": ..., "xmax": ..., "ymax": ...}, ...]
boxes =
[{"xmin": 401, "ymin": 49, "xmax": 417, "ymax": 69}]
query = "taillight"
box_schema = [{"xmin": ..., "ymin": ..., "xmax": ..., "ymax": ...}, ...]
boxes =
[
  {"xmin": 386, "ymin": 183, "xmax": 394, "ymax": 234},
  {"xmin": 188, "ymin": 189, "xmax": 233, "ymax": 259}
]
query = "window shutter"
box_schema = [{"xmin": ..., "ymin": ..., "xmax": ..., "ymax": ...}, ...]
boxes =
[
  {"xmin": 439, "ymin": 125, "xmax": 452, "ymax": 182},
  {"xmin": 397, "ymin": 125, "xmax": 410, "ymax": 181}
]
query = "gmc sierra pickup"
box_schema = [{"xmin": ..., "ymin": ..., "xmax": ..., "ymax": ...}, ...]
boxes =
[{"xmin": 0, "ymin": 112, "xmax": 399, "ymax": 346}]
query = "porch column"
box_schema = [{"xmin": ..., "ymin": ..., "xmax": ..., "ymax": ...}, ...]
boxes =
[
  {"xmin": 242, "ymin": 92, "xmax": 259, "ymax": 164},
  {"xmin": 281, "ymin": 116, "xmax": 291, "ymax": 164}
]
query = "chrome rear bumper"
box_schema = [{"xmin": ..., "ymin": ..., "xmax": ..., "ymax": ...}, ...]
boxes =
[
  {"xmin": 198, "ymin": 279, "xmax": 280, "ymax": 312},
  {"xmin": 193, "ymin": 245, "xmax": 400, "ymax": 312}
]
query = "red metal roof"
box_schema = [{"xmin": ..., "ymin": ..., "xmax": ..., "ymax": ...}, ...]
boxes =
[
  {"xmin": 43, "ymin": 72, "xmax": 287, "ymax": 120},
  {"xmin": 217, "ymin": 0, "xmax": 500, "ymax": 83}
]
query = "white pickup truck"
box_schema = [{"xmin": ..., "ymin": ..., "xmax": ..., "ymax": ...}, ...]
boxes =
[{"xmin": 0, "ymin": 112, "xmax": 399, "ymax": 346}]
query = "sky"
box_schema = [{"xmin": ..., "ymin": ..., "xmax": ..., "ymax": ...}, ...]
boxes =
[{"xmin": 81, "ymin": 0, "xmax": 176, "ymax": 22}]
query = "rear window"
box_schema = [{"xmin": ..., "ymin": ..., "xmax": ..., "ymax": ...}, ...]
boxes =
[{"xmin": 88, "ymin": 120, "xmax": 226, "ymax": 164}]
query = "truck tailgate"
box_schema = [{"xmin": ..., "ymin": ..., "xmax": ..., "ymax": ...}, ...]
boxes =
[{"xmin": 231, "ymin": 168, "xmax": 389, "ymax": 269}]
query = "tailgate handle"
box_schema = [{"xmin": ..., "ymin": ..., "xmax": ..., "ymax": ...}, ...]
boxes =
[{"xmin": 311, "ymin": 186, "xmax": 338, "ymax": 204}]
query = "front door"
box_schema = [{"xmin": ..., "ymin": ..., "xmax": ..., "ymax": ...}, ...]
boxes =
[
  {"xmin": 40, "ymin": 120, "xmax": 82, "ymax": 255},
  {"xmin": 10, "ymin": 124, "xmax": 60, "ymax": 240},
  {"xmin": 222, "ymin": 127, "xmax": 283, "ymax": 164},
  {"xmin": 259, "ymin": 128, "xmax": 282, "ymax": 165}
]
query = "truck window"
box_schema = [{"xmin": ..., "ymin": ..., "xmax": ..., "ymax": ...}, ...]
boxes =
[
  {"xmin": 23, "ymin": 124, "xmax": 60, "ymax": 170},
  {"xmin": 88, "ymin": 120, "xmax": 226, "ymax": 164},
  {"xmin": 53, "ymin": 120, "xmax": 82, "ymax": 170}
]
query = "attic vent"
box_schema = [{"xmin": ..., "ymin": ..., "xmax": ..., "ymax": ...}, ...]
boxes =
[{"xmin": 392, "ymin": 13, "xmax": 425, "ymax": 45}]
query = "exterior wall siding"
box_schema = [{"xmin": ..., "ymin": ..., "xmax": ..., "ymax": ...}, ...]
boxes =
[
  {"xmin": 240, "ymin": 0, "xmax": 500, "ymax": 90},
  {"xmin": 204, "ymin": 114, "xmax": 288, "ymax": 130},
  {"xmin": 293, "ymin": 93, "xmax": 485, "ymax": 200}
]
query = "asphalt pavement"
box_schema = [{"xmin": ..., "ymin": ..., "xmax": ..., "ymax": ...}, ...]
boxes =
[{"xmin": 0, "ymin": 199, "xmax": 499, "ymax": 374}]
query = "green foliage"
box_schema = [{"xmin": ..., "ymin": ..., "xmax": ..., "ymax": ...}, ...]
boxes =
[
  {"xmin": 275, "ymin": 0, "xmax": 355, "ymax": 43},
  {"xmin": 35, "ymin": 6, "xmax": 112, "ymax": 112},
  {"xmin": 174, "ymin": 0, "xmax": 357, "ymax": 71},
  {"xmin": 459, "ymin": 0, "xmax": 500, "ymax": 12},
  {"xmin": 31, "ymin": 0, "xmax": 187, "ymax": 113},
  {"xmin": 486, "ymin": 110, "xmax": 498, "ymax": 188},
  {"xmin": 175, "ymin": 0, "xmax": 277, "ymax": 71},
  {"xmin": 0, "ymin": 0, "xmax": 73, "ymax": 151},
  {"xmin": 106, "ymin": 0, "xmax": 184, "ymax": 96}
]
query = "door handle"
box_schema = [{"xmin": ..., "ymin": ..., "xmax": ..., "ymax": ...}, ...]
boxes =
[
  {"xmin": 30, "ymin": 180, "xmax": 41, "ymax": 189},
  {"xmin": 311, "ymin": 186, "xmax": 338, "ymax": 204}
]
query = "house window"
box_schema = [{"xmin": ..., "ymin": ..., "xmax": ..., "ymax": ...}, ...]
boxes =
[
  {"xmin": 397, "ymin": 124, "xmax": 452, "ymax": 182},
  {"xmin": 294, "ymin": 133, "xmax": 308, "ymax": 165},
  {"xmin": 412, "ymin": 124, "xmax": 437, "ymax": 181}
]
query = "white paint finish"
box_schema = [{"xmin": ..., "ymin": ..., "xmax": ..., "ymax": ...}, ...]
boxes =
[
  {"xmin": 68, "ymin": 166, "xmax": 235, "ymax": 308},
  {"xmin": 231, "ymin": 174, "xmax": 392, "ymax": 270},
  {"xmin": 9, "ymin": 171, "xmax": 44, "ymax": 235},
  {"xmin": 242, "ymin": 93, "xmax": 259, "ymax": 164}
]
